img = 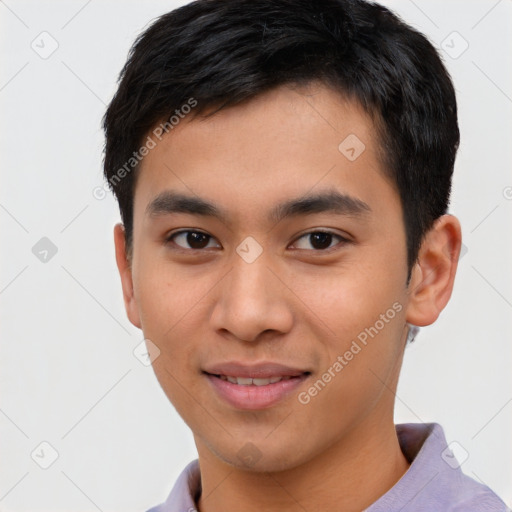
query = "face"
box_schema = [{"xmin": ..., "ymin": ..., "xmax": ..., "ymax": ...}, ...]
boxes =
[{"xmin": 119, "ymin": 83, "xmax": 416, "ymax": 472}]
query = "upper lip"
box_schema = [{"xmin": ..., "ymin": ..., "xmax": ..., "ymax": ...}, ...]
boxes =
[{"xmin": 203, "ymin": 361, "xmax": 310, "ymax": 379}]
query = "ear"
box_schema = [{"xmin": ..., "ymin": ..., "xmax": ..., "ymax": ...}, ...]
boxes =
[
  {"xmin": 113, "ymin": 223, "xmax": 142, "ymax": 329},
  {"xmin": 405, "ymin": 214, "xmax": 462, "ymax": 327}
]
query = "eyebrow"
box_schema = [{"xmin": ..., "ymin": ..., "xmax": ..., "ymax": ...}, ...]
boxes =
[{"xmin": 145, "ymin": 188, "xmax": 371, "ymax": 225}]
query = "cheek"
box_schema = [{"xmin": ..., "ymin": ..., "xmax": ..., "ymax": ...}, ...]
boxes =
[
  {"xmin": 134, "ymin": 245, "xmax": 190, "ymax": 324},
  {"xmin": 301, "ymin": 259, "xmax": 405, "ymax": 338},
  {"xmin": 133, "ymin": 263, "xmax": 208, "ymax": 412},
  {"xmin": 132, "ymin": 256, "xmax": 203, "ymax": 360},
  {"xmin": 298, "ymin": 285, "xmax": 406, "ymax": 438},
  {"xmin": 300, "ymin": 256, "xmax": 408, "ymax": 393}
]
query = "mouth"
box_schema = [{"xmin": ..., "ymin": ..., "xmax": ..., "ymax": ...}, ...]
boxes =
[
  {"xmin": 211, "ymin": 374, "xmax": 301, "ymax": 386},
  {"xmin": 202, "ymin": 362, "xmax": 311, "ymax": 409}
]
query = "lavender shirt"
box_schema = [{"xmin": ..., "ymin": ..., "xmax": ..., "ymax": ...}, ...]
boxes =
[{"xmin": 147, "ymin": 423, "xmax": 509, "ymax": 512}]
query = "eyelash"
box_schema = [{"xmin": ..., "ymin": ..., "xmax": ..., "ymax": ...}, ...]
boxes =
[{"xmin": 164, "ymin": 229, "xmax": 350, "ymax": 253}]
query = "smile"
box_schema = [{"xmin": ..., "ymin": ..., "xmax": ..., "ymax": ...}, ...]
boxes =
[
  {"xmin": 215, "ymin": 375, "xmax": 293, "ymax": 386},
  {"xmin": 204, "ymin": 370, "xmax": 310, "ymax": 409}
]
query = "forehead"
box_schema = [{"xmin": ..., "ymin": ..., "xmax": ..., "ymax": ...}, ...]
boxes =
[{"xmin": 133, "ymin": 82, "xmax": 397, "ymax": 228}]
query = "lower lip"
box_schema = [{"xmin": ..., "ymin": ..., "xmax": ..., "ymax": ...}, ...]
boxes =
[{"xmin": 205, "ymin": 373, "xmax": 309, "ymax": 410}]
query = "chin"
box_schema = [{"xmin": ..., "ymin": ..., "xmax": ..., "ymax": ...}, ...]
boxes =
[{"xmin": 205, "ymin": 435, "xmax": 312, "ymax": 474}]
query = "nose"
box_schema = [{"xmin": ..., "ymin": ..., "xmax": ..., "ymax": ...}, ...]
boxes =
[{"xmin": 209, "ymin": 253, "xmax": 294, "ymax": 343}]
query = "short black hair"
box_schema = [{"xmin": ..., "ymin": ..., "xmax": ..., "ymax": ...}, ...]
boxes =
[{"xmin": 102, "ymin": 0, "xmax": 459, "ymax": 283}]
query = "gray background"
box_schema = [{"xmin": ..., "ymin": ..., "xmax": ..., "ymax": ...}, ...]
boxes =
[{"xmin": 1, "ymin": 0, "xmax": 511, "ymax": 510}]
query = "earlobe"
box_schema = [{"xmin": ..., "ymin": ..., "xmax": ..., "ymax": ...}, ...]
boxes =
[
  {"xmin": 405, "ymin": 214, "xmax": 462, "ymax": 327},
  {"xmin": 113, "ymin": 223, "xmax": 142, "ymax": 329}
]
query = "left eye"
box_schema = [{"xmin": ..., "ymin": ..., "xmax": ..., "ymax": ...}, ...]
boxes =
[{"xmin": 291, "ymin": 231, "xmax": 348, "ymax": 251}]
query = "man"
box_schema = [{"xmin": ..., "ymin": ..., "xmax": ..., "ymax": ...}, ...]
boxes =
[{"xmin": 102, "ymin": 0, "xmax": 509, "ymax": 510}]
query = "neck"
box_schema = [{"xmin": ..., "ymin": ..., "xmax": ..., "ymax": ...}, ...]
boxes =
[{"xmin": 195, "ymin": 416, "xmax": 410, "ymax": 512}]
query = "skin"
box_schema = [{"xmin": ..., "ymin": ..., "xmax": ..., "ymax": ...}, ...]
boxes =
[{"xmin": 114, "ymin": 82, "xmax": 462, "ymax": 512}]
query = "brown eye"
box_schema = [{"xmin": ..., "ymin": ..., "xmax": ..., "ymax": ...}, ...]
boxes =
[
  {"xmin": 291, "ymin": 231, "xmax": 348, "ymax": 251},
  {"xmin": 166, "ymin": 230, "xmax": 220, "ymax": 250}
]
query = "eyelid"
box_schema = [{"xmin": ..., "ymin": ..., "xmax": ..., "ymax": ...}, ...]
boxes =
[
  {"xmin": 165, "ymin": 229, "xmax": 221, "ymax": 251},
  {"xmin": 290, "ymin": 229, "xmax": 351, "ymax": 251}
]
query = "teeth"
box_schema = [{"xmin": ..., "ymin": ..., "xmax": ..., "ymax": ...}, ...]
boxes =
[
  {"xmin": 236, "ymin": 377, "xmax": 253, "ymax": 385},
  {"xmin": 218, "ymin": 375, "xmax": 294, "ymax": 385},
  {"xmin": 252, "ymin": 378, "xmax": 273, "ymax": 386}
]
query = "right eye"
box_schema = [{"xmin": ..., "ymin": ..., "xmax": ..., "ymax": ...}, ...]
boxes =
[{"xmin": 165, "ymin": 230, "xmax": 221, "ymax": 251}]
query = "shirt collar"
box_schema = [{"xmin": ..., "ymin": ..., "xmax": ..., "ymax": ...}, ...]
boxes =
[{"xmin": 150, "ymin": 422, "xmax": 505, "ymax": 512}]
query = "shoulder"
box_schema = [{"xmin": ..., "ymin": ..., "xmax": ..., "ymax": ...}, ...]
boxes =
[
  {"xmin": 447, "ymin": 471, "xmax": 510, "ymax": 512},
  {"xmin": 367, "ymin": 423, "xmax": 509, "ymax": 512},
  {"xmin": 144, "ymin": 459, "xmax": 201, "ymax": 512}
]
